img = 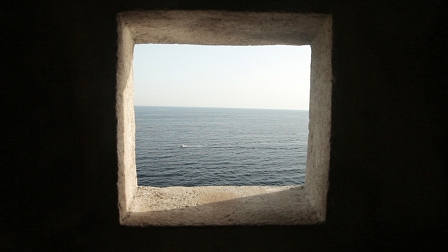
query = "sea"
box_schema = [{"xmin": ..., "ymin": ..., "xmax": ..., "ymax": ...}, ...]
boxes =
[{"xmin": 135, "ymin": 106, "xmax": 308, "ymax": 187}]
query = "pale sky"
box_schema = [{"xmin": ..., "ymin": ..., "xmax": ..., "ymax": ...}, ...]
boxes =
[{"xmin": 133, "ymin": 44, "xmax": 311, "ymax": 110}]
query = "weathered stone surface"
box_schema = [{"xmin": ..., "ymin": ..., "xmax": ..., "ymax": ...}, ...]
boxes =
[
  {"xmin": 117, "ymin": 11, "xmax": 332, "ymax": 226},
  {"xmin": 125, "ymin": 186, "xmax": 319, "ymax": 226}
]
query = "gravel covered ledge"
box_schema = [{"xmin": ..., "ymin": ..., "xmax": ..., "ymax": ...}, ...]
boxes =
[{"xmin": 123, "ymin": 185, "xmax": 319, "ymax": 226}]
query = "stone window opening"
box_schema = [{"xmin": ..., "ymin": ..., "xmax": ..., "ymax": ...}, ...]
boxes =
[{"xmin": 116, "ymin": 11, "xmax": 332, "ymax": 226}]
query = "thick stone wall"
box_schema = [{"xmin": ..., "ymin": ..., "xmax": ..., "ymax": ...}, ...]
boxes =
[{"xmin": 1, "ymin": 0, "xmax": 447, "ymax": 250}]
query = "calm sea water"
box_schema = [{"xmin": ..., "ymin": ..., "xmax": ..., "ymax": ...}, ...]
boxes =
[{"xmin": 135, "ymin": 106, "xmax": 308, "ymax": 187}]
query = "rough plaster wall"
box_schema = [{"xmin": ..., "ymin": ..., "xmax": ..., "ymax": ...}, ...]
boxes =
[
  {"xmin": 116, "ymin": 17, "xmax": 138, "ymax": 220},
  {"xmin": 121, "ymin": 11, "xmax": 325, "ymax": 45},
  {"xmin": 305, "ymin": 16, "xmax": 332, "ymax": 221},
  {"xmin": 324, "ymin": 1, "xmax": 448, "ymax": 244}
]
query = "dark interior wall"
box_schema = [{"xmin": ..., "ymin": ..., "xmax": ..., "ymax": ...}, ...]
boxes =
[{"xmin": 1, "ymin": 0, "xmax": 447, "ymax": 250}]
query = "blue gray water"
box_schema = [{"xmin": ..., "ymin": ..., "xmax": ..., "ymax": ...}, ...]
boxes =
[{"xmin": 135, "ymin": 106, "xmax": 308, "ymax": 187}]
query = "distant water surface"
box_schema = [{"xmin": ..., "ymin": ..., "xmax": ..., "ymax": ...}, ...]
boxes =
[{"xmin": 135, "ymin": 106, "xmax": 308, "ymax": 186}]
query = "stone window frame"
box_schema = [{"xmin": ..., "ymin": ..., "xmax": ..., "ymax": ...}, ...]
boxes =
[{"xmin": 116, "ymin": 11, "xmax": 332, "ymax": 226}]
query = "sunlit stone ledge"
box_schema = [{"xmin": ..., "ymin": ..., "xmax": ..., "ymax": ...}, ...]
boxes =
[{"xmin": 123, "ymin": 185, "xmax": 320, "ymax": 226}]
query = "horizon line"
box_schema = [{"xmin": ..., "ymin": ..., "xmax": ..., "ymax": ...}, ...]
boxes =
[{"xmin": 134, "ymin": 105, "xmax": 309, "ymax": 111}]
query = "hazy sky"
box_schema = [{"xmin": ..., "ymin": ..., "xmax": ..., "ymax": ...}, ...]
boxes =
[{"xmin": 133, "ymin": 44, "xmax": 311, "ymax": 110}]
